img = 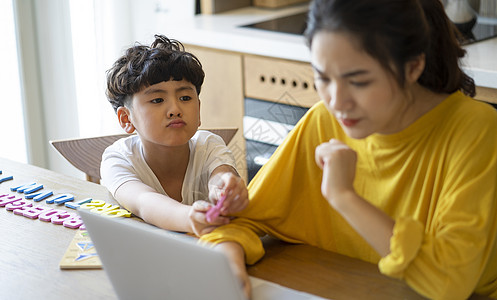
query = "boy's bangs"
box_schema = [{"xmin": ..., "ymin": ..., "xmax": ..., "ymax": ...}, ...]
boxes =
[{"xmin": 144, "ymin": 58, "xmax": 203, "ymax": 91}]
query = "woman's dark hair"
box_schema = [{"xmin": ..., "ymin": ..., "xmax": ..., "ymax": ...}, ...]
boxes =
[
  {"xmin": 304, "ymin": 0, "xmax": 475, "ymax": 97},
  {"xmin": 106, "ymin": 35, "xmax": 205, "ymax": 112}
]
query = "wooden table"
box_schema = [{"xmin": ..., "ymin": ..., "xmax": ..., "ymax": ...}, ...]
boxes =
[{"xmin": 0, "ymin": 157, "xmax": 487, "ymax": 299}]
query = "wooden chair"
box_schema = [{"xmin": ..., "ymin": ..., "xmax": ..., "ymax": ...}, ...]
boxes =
[{"xmin": 50, "ymin": 128, "xmax": 238, "ymax": 184}]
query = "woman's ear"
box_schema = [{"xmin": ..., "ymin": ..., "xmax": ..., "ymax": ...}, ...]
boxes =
[
  {"xmin": 117, "ymin": 106, "xmax": 135, "ymax": 134},
  {"xmin": 405, "ymin": 53, "xmax": 426, "ymax": 84}
]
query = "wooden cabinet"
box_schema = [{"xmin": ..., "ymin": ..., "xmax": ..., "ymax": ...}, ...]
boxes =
[
  {"xmin": 475, "ymin": 86, "xmax": 497, "ymax": 105},
  {"xmin": 244, "ymin": 55, "xmax": 319, "ymax": 107},
  {"xmin": 185, "ymin": 45, "xmax": 247, "ymax": 180},
  {"xmin": 186, "ymin": 46, "xmax": 321, "ymax": 182}
]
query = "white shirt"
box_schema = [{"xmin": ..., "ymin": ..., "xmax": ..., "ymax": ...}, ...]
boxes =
[{"xmin": 100, "ymin": 130, "xmax": 237, "ymax": 205}]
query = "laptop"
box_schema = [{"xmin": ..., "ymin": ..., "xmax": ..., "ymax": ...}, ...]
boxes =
[{"xmin": 78, "ymin": 209, "xmax": 326, "ymax": 300}]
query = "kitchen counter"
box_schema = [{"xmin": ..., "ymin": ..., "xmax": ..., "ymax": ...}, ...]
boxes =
[
  {"xmin": 159, "ymin": 5, "xmax": 310, "ymax": 62},
  {"xmin": 159, "ymin": 4, "xmax": 497, "ymax": 89}
]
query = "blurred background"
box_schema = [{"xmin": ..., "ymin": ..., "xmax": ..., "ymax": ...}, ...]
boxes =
[
  {"xmin": 1, "ymin": 0, "xmax": 496, "ymax": 180},
  {"xmin": 1, "ymin": 0, "xmax": 198, "ymax": 179}
]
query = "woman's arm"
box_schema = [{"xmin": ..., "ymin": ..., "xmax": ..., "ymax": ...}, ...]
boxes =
[
  {"xmin": 315, "ymin": 139, "xmax": 394, "ymax": 256},
  {"xmin": 216, "ymin": 241, "xmax": 252, "ymax": 299}
]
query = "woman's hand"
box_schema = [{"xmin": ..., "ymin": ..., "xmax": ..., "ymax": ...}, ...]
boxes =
[
  {"xmin": 209, "ymin": 172, "xmax": 249, "ymax": 215},
  {"xmin": 315, "ymin": 139, "xmax": 358, "ymax": 208},
  {"xmin": 188, "ymin": 200, "xmax": 230, "ymax": 236}
]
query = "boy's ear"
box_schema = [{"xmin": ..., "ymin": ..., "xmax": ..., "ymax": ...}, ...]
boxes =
[
  {"xmin": 405, "ymin": 53, "xmax": 426, "ymax": 84},
  {"xmin": 117, "ymin": 106, "xmax": 135, "ymax": 134}
]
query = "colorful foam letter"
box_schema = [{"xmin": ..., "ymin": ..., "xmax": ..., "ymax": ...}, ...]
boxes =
[
  {"xmin": 11, "ymin": 182, "xmax": 36, "ymax": 192},
  {"xmin": 52, "ymin": 194, "xmax": 75, "ymax": 205}
]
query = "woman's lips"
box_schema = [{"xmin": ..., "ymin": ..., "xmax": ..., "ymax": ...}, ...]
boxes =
[
  {"xmin": 340, "ymin": 118, "xmax": 359, "ymax": 127},
  {"xmin": 167, "ymin": 120, "xmax": 186, "ymax": 128}
]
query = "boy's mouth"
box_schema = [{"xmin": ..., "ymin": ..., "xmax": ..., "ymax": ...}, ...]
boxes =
[{"xmin": 167, "ymin": 119, "xmax": 186, "ymax": 128}]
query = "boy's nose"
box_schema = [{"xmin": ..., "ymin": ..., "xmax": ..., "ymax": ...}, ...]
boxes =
[{"xmin": 167, "ymin": 101, "xmax": 182, "ymax": 118}]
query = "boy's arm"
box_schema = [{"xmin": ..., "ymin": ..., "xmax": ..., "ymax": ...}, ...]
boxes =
[{"xmin": 115, "ymin": 180, "xmax": 228, "ymax": 234}]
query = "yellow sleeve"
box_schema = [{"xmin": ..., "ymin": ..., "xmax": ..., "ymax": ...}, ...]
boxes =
[
  {"xmin": 199, "ymin": 219, "xmax": 268, "ymax": 265},
  {"xmin": 378, "ymin": 217, "xmax": 424, "ymax": 277},
  {"xmin": 379, "ymin": 102, "xmax": 497, "ymax": 299}
]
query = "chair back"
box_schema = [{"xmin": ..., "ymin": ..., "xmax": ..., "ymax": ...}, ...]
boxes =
[{"xmin": 50, "ymin": 128, "xmax": 238, "ymax": 184}]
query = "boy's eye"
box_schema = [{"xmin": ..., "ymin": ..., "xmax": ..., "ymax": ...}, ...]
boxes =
[
  {"xmin": 179, "ymin": 96, "xmax": 192, "ymax": 101},
  {"xmin": 151, "ymin": 98, "xmax": 163, "ymax": 104}
]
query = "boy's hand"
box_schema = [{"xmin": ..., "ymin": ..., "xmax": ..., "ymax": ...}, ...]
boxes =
[
  {"xmin": 188, "ymin": 200, "xmax": 229, "ymax": 236},
  {"xmin": 209, "ymin": 172, "xmax": 249, "ymax": 215}
]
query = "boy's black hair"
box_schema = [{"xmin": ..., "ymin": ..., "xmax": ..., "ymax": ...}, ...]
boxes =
[{"xmin": 106, "ymin": 35, "xmax": 205, "ymax": 112}]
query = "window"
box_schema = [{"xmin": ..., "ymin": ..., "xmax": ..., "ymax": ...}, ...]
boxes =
[{"xmin": 0, "ymin": 0, "xmax": 27, "ymax": 163}]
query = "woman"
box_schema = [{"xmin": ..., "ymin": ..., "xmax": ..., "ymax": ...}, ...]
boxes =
[{"xmin": 200, "ymin": 0, "xmax": 497, "ymax": 299}]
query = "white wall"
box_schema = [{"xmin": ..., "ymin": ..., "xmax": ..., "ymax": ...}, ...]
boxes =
[
  {"xmin": 12, "ymin": 0, "xmax": 196, "ymax": 179},
  {"xmin": 14, "ymin": 0, "xmax": 81, "ymax": 179}
]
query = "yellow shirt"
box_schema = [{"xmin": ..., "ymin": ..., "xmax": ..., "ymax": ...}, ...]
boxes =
[{"xmin": 200, "ymin": 92, "xmax": 497, "ymax": 299}]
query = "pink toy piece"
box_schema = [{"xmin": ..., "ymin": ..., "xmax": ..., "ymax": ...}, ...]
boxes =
[
  {"xmin": 79, "ymin": 223, "xmax": 86, "ymax": 230},
  {"xmin": 51, "ymin": 212, "xmax": 77, "ymax": 225},
  {"xmin": 63, "ymin": 216, "xmax": 83, "ymax": 229},
  {"xmin": 22, "ymin": 206, "xmax": 54, "ymax": 219},
  {"xmin": 6, "ymin": 200, "xmax": 33, "ymax": 211},
  {"xmin": 38, "ymin": 209, "xmax": 66, "ymax": 222},
  {"xmin": 0, "ymin": 195, "xmax": 22, "ymax": 207},
  {"xmin": 206, "ymin": 194, "xmax": 226, "ymax": 223}
]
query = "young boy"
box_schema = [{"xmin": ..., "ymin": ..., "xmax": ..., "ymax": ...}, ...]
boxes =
[{"xmin": 101, "ymin": 35, "xmax": 249, "ymax": 236}]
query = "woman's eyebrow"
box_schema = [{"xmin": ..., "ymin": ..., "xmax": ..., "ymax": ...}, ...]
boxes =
[
  {"xmin": 311, "ymin": 63, "xmax": 326, "ymax": 76},
  {"xmin": 311, "ymin": 63, "xmax": 369, "ymax": 78},
  {"xmin": 341, "ymin": 69, "xmax": 369, "ymax": 78}
]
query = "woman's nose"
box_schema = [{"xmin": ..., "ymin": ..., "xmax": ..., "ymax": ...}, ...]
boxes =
[{"xmin": 329, "ymin": 84, "xmax": 352, "ymax": 112}]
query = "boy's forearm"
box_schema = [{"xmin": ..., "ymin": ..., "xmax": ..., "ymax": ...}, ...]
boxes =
[
  {"xmin": 116, "ymin": 187, "xmax": 192, "ymax": 232},
  {"xmin": 138, "ymin": 193, "xmax": 192, "ymax": 232}
]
